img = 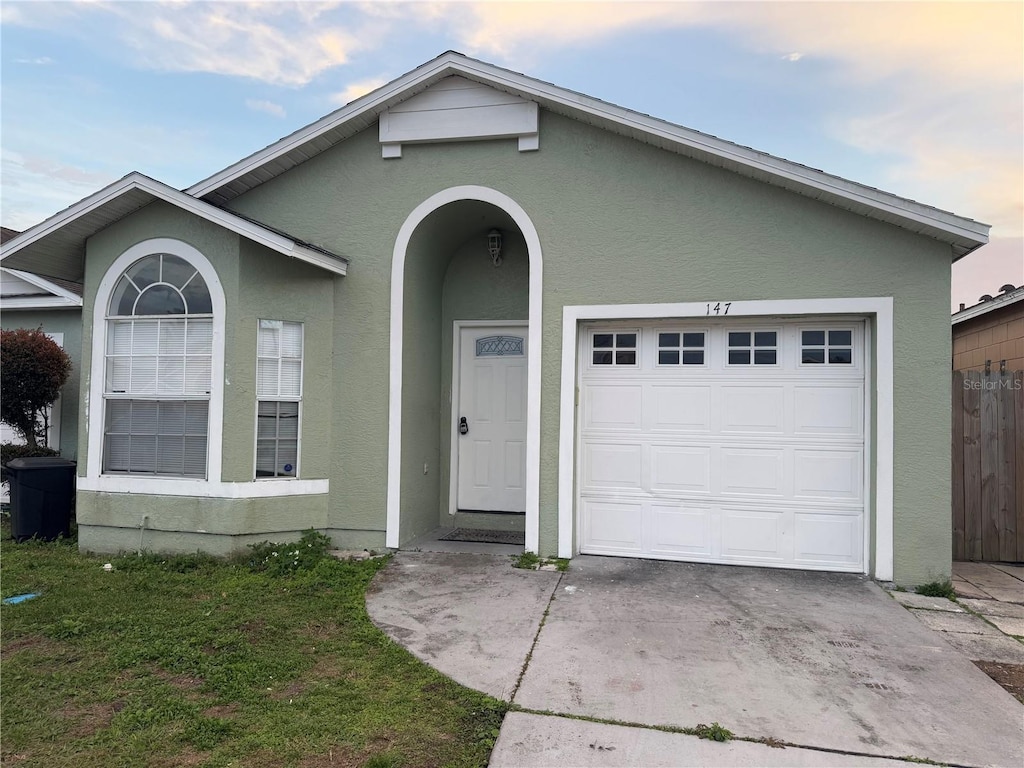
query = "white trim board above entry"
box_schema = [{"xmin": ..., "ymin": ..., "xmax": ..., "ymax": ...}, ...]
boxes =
[
  {"xmin": 558, "ymin": 297, "xmax": 894, "ymax": 581},
  {"xmin": 379, "ymin": 76, "xmax": 539, "ymax": 158}
]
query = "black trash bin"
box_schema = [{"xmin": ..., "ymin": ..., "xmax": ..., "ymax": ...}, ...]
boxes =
[{"xmin": 5, "ymin": 457, "xmax": 76, "ymax": 542}]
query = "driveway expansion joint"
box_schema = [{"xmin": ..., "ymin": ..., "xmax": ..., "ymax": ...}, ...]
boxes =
[
  {"xmin": 509, "ymin": 569, "xmax": 563, "ymax": 703},
  {"xmin": 509, "ymin": 707, "xmax": 974, "ymax": 768}
]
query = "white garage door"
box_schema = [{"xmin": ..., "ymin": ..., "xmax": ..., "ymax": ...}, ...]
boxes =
[{"xmin": 578, "ymin": 320, "xmax": 866, "ymax": 572}]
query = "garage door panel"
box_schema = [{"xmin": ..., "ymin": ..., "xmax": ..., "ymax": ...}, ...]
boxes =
[
  {"xmin": 648, "ymin": 502, "xmax": 712, "ymax": 555},
  {"xmin": 793, "ymin": 385, "xmax": 863, "ymax": 437},
  {"xmin": 794, "ymin": 449, "xmax": 862, "ymax": 501},
  {"xmin": 794, "ymin": 512, "xmax": 863, "ymax": 568},
  {"xmin": 649, "ymin": 385, "xmax": 711, "ymax": 432},
  {"xmin": 720, "ymin": 448, "xmax": 785, "ymax": 497},
  {"xmin": 584, "ymin": 384, "xmax": 643, "ymax": 431},
  {"xmin": 583, "ymin": 442, "xmax": 643, "ymax": 491},
  {"xmin": 720, "ymin": 386, "xmax": 786, "ymax": 434},
  {"xmin": 578, "ymin": 319, "xmax": 866, "ymax": 573},
  {"xmin": 582, "ymin": 499, "xmax": 644, "ymax": 552},
  {"xmin": 649, "ymin": 445, "xmax": 711, "ymax": 493},
  {"xmin": 720, "ymin": 509, "xmax": 787, "ymax": 561}
]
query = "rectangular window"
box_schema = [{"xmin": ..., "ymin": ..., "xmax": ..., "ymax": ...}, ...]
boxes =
[
  {"xmin": 256, "ymin": 320, "xmax": 303, "ymax": 478},
  {"xmin": 801, "ymin": 329, "xmax": 853, "ymax": 365},
  {"xmin": 591, "ymin": 330, "xmax": 639, "ymax": 366},
  {"xmin": 658, "ymin": 331, "xmax": 705, "ymax": 365},
  {"xmin": 727, "ymin": 330, "xmax": 777, "ymax": 365},
  {"xmin": 103, "ymin": 318, "xmax": 212, "ymax": 477},
  {"xmin": 104, "ymin": 400, "xmax": 208, "ymax": 476}
]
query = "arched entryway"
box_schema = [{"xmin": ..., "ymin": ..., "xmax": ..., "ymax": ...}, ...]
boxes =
[{"xmin": 386, "ymin": 186, "xmax": 543, "ymax": 552}]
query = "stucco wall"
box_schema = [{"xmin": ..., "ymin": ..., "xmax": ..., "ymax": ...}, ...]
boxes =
[
  {"xmin": 74, "ymin": 108, "xmax": 954, "ymax": 583},
  {"xmin": 222, "ymin": 110, "xmax": 952, "ymax": 584},
  {"xmin": 76, "ymin": 202, "xmax": 333, "ymax": 552},
  {"xmin": 0, "ymin": 308, "xmax": 82, "ymax": 459}
]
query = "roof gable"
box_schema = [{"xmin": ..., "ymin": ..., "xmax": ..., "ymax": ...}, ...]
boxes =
[
  {"xmin": 0, "ymin": 173, "xmax": 348, "ymax": 282},
  {"xmin": 1, "ymin": 267, "xmax": 82, "ymax": 309},
  {"xmin": 187, "ymin": 51, "xmax": 988, "ymax": 259}
]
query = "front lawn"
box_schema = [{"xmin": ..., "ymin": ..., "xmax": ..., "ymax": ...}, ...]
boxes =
[{"xmin": 0, "ymin": 529, "xmax": 506, "ymax": 767}]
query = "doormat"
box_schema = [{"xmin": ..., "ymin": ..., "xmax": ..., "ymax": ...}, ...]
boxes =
[{"xmin": 438, "ymin": 528, "xmax": 525, "ymax": 545}]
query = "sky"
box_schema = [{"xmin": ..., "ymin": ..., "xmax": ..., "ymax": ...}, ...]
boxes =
[{"xmin": 1, "ymin": 0, "xmax": 1020, "ymax": 311}]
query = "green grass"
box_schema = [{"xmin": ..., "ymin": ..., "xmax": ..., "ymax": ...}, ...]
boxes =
[{"xmin": 0, "ymin": 527, "xmax": 507, "ymax": 767}]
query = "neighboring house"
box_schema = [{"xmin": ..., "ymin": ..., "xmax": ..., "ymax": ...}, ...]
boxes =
[
  {"xmin": 0, "ymin": 53, "xmax": 990, "ymax": 585},
  {"xmin": 0, "ymin": 226, "xmax": 84, "ymax": 460},
  {"xmin": 952, "ymin": 286, "xmax": 1024, "ymax": 372}
]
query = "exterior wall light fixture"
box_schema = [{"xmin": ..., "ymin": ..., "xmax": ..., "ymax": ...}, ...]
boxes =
[{"xmin": 487, "ymin": 228, "xmax": 503, "ymax": 267}]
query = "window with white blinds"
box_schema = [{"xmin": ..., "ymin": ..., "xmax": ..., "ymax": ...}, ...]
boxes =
[
  {"xmin": 103, "ymin": 253, "xmax": 212, "ymax": 477},
  {"xmin": 256, "ymin": 320, "xmax": 303, "ymax": 478}
]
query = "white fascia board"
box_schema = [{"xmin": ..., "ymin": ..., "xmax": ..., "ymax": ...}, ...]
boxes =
[
  {"xmin": 185, "ymin": 52, "xmax": 988, "ymax": 251},
  {"xmin": 0, "ymin": 172, "xmax": 347, "ymax": 277},
  {"xmin": 449, "ymin": 58, "xmax": 990, "ymax": 249},
  {"xmin": 952, "ymin": 289, "xmax": 1024, "ymax": 325},
  {"xmin": 2, "ymin": 268, "xmax": 83, "ymax": 305},
  {"xmin": 0, "ymin": 173, "xmax": 145, "ymax": 262},
  {"xmin": 1, "ymin": 295, "xmax": 82, "ymax": 310}
]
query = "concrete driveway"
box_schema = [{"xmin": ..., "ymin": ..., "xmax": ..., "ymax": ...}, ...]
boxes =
[{"xmin": 366, "ymin": 553, "xmax": 1024, "ymax": 767}]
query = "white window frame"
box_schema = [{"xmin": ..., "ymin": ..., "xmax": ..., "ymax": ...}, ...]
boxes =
[
  {"xmin": 588, "ymin": 327, "xmax": 641, "ymax": 368},
  {"xmin": 799, "ymin": 326, "xmax": 857, "ymax": 367},
  {"xmin": 86, "ymin": 239, "xmax": 226, "ymax": 488},
  {"xmin": 254, "ymin": 319, "xmax": 304, "ymax": 480},
  {"xmin": 725, "ymin": 328, "xmax": 780, "ymax": 367},
  {"xmin": 655, "ymin": 328, "xmax": 708, "ymax": 367}
]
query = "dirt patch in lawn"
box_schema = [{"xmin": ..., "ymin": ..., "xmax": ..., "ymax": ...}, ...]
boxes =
[
  {"xmin": 58, "ymin": 701, "xmax": 123, "ymax": 738},
  {"xmin": 202, "ymin": 703, "xmax": 240, "ymax": 719},
  {"xmin": 3, "ymin": 634, "xmax": 60, "ymax": 655},
  {"xmin": 974, "ymin": 660, "xmax": 1024, "ymax": 703},
  {"xmin": 148, "ymin": 747, "xmax": 211, "ymax": 767}
]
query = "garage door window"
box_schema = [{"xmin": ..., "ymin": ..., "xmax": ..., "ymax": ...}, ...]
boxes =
[
  {"xmin": 802, "ymin": 330, "xmax": 853, "ymax": 365},
  {"xmin": 658, "ymin": 331, "xmax": 705, "ymax": 366},
  {"xmin": 592, "ymin": 331, "xmax": 638, "ymax": 366},
  {"xmin": 727, "ymin": 330, "xmax": 777, "ymax": 365}
]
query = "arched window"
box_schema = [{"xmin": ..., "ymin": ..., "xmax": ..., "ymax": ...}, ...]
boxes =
[{"xmin": 103, "ymin": 253, "xmax": 213, "ymax": 477}]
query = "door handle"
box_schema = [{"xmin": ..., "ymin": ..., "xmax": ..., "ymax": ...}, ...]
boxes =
[{"xmin": 459, "ymin": 417, "xmax": 469, "ymax": 435}]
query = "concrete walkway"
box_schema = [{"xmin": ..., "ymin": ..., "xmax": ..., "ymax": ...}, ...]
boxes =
[{"xmin": 366, "ymin": 553, "xmax": 1024, "ymax": 767}]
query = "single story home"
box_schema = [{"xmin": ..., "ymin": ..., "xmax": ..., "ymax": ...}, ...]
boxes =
[
  {"xmin": 0, "ymin": 226, "xmax": 83, "ymax": 462},
  {"xmin": 0, "ymin": 52, "xmax": 990, "ymax": 585}
]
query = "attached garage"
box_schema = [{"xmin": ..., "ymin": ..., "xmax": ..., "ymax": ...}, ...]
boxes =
[{"xmin": 574, "ymin": 316, "xmax": 869, "ymax": 573}]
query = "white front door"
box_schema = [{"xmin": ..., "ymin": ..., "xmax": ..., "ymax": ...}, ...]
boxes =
[{"xmin": 456, "ymin": 325, "xmax": 528, "ymax": 512}]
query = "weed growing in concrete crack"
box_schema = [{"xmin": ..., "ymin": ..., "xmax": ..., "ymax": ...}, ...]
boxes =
[
  {"xmin": 512, "ymin": 552, "xmax": 541, "ymax": 569},
  {"xmin": 695, "ymin": 722, "xmax": 734, "ymax": 742},
  {"xmin": 915, "ymin": 580, "xmax": 956, "ymax": 599},
  {"xmin": 511, "ymin": 553, "xmax": 570, "ymax": 571}
]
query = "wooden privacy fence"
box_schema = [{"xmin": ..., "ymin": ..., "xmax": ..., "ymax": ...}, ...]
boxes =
[{"xmin": 952, "ymin": 369, "xmax": 1024, "ymax": 562}]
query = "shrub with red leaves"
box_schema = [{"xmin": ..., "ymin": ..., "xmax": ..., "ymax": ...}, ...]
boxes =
[{"xmin": 1, "ymin": 328, "xmax": 71, "ymax": 449}]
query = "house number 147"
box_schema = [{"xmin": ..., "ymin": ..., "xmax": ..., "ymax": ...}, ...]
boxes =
[{"xmin": 706, "ymin": 302, "xmax": 732, "ymax": 315}]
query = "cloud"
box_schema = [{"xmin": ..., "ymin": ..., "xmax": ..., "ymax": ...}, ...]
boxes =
[
  {"xmin": 781, "ymin": 52, "xmax": 803, "ymax": 62},
  {"xmin": 331, "ymin": 78, "xmax": 388, "ymax": 106},
  {"xmin": 0, "ymin": 149, "xmax": 116, "ymax": 230},
  {"xmin": 245, "ymin": 99, "xmax": 286, "ymax": 118},
  {"xmin": 14, "ymin": 56, "xmax": 54, "ymax": 65},
  {"xmin": 2, "ymin": 2, "xmax": 378, "ymax": 87}
]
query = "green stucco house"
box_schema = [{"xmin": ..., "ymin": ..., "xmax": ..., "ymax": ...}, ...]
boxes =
[{"xmin": 0, "ymin": 53, "xmax": 989, "ymax": 585}]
